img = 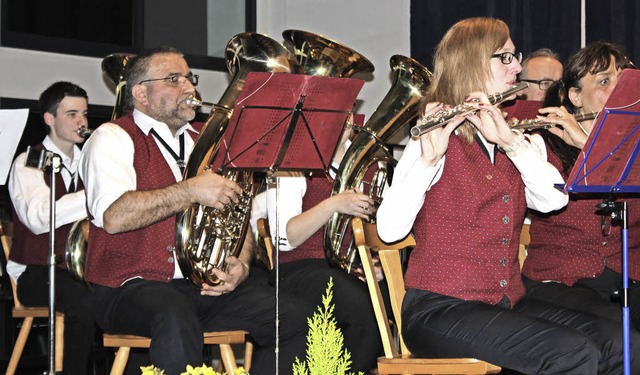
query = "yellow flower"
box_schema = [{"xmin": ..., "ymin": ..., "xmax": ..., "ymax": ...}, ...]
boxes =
[
  {"xmin": 140, "ymin": 365, "xmax": 164, "ymax": 374},
  {"xmin": 181, "ymin": 364, "xmax": 221, "ymax": 375}
]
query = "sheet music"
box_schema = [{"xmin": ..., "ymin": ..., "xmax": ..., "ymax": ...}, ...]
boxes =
[{"xmin": 0, "ymin": 108, "xmax": 29, "ymax": 184}]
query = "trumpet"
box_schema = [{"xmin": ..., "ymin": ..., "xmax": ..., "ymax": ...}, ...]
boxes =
[
  {"xmin": 76, "ymin": 127, "xmax": 93, "ymax": 138},
  {"xmin": 509, "ymin": 111, "xmax": 598, "ymax": 131},
  {"xmin": 410, "ymin": 82, "xmax": 529, "ymax": 137}
]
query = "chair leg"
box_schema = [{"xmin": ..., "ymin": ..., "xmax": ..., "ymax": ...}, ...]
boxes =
[
  {"xmin": 243, "ymin": 341, "xmax": 253, "ymax": 371},
  {"xmin": 6, "ymin": 316, "xmax": 34, "ymax": 375},
  {"xmin": 219, "ymin": 343, "xmax": 238, "ymax": 373},
  {"xmin": 55, "ymin": 315, "xmax": 64, "ymax": 372},
  {"xmin": 110, "ymin": 347, "xmax": 131, "ymax": 375}
]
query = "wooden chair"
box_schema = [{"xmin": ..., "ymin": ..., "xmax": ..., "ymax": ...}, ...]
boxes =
[
  {"xmin": 103, "ymin": 330, "xmax": 252, "ymax": 375},
  {"xmin": 518, "ymin": 223, "xmax": 531, "ymax": 269},
  {"xmin": 352, "ymin": 217, "xmax": 502, "ymax": 375},
  {"xmin": 1, "ymin": 220, "xmax": 64, "ymax": 375},
  {"xmin": 256, "ymin": 218, "xmax": 275, "ymax": 270}
]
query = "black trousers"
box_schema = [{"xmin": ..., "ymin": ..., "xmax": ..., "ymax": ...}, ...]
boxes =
[
  {"xmin": 270, "ymin": 258, "xmax": 383, "ymax": 373},
  {"xmin": 402, "ymin": 287, "xmax": 640, "ymax": 375},
  {"xmin": 92, "ymin": 276, "xmax": 313, "ymax": 375},
  {"xmin": 524, "ymin": 268, "xmax": 640, "ymax": 330},
  {"xmin": 16, "ymin": 265, "xmax": 95, "ymax": 375}
]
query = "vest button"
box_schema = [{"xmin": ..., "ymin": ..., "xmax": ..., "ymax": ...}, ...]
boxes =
[
  {"xmin": 501, "ymin": 238, "xmax": 509, "ymax": 245},
  {"xmin": 500, "ymin": 279, "xmax": 508, "ymax": 288},
  {"xmin": 502, "ymin": 195, "xmax": 510, "ymax": 203},
  {"xmin": 486, "ymin": 174, "xmax": 493, "ymax": 180},
  {"xmin": 500, "ymin": 258, "xmax": 507, "ymax": 266},
  {"xmin": 166, "ymin": 245, "xmax": 175, "ymax": 252},
  {"xmin": 168, "ymin": 257, "xmax": 174, "ymax": 264},
  {"xmin": 502, "ymin": 216, "xmax": 510, "ymax": 224},
  {"xmin": 602, "ymin": 241, "xmax": 607, "ymax": 246}
]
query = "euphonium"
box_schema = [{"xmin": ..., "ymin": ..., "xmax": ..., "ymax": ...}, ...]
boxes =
[
  {"xmin": 65, "ymin": 52, "xmax": 135, "ymax": 281},
  {"xmin": 324, "ymin": 55, "xmax": 432, "ymax": 273},
  {"xmin": 175, "ymin": 32, "xmax": 302, "ymax": 286},
  {"xmin": 410, "ymin": 81, "xmax": 529, "ymax": 137},
  {"xmin": 510, "ymin": 111, "xmax": 598, "ymax": 130}
]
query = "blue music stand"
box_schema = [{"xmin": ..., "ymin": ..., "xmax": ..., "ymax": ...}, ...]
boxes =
[{"xmin": 564, "ymin": 68, "xmax": 640, "ymax": 375}]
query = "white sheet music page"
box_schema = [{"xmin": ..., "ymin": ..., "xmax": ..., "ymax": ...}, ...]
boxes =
[{"xmin": 0, "ymin": 108, "xmax": 29, "ymax": 184}]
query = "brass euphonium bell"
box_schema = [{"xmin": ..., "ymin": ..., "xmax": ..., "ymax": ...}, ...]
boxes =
[
  {"xmin": 282, "ymin": 29, "xmax": 375, "ymax": 78},
  {"xmin": 176, "ymin": 32, "xmax": 302, "ymax": 286},
  {"xmin": 65, "ymin": 52, "xmax": 136, "ymax": 282},
  {"xmin": 323, "ymin": 55, "xmax": 432, "ymax": 274},
  {"xmin": 101, "ymin": 53, "xmax": 136, "ymax": 120}
]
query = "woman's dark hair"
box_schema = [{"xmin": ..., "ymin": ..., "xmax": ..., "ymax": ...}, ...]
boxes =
[{"xmin": 541, "ymin": 41, "xmax": 635, "ymax": 174}]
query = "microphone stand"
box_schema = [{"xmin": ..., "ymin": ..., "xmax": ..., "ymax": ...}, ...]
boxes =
[{"xmin": 24, "ymin": 146, "xmax": 61, "ymax": 375}]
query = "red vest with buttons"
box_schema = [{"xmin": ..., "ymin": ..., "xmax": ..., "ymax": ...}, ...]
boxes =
[
  {"xmin": 10, "ymin": 144, "xmax": 83, "ymax": 268},
  {"xmin": 85, "ymin": 113, "xmax": 201, "ymax": 287},
  {"xmin": 405, "ymin": 135, "xmax": 527, "ymax": 306},
  {"xmin": 522, "ymin": 149, "xmax": 640, "ymax": 284},
  {"xmin": 280, "ymin": 176, "xmax": 334, "ymax": 264}
]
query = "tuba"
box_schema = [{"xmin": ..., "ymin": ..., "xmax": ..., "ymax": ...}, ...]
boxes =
[
  {"xmin": 65, "ymin": 53, "xmax": 135, "ymax": 281},
  {"xmin": 282, "ymin": 29, "xmax": 375, "ymax": 78},
  {"xmin": 323, "ymin": 55, "xmax": 432, "ymax": 273},
  {"xmin": 175, "ymin": 33, "xmax": 302, "ymax": 286}
]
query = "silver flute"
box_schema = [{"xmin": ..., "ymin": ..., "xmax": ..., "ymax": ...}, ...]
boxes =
[
  {"xmin": 410, "ymin": 81, "xmax": 529, "ymax": 137},
  {"xmin": 509, "ymin": 111, "xmax": 598, "ymax": 131}
]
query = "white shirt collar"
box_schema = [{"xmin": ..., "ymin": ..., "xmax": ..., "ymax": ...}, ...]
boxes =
[
  {"xmin": 132, "ymin": 109, "xmax": 195, "ymax": 139},
  {"xmin": 42, "ymin": 135, "xmax": 81, "ymax": 172}
]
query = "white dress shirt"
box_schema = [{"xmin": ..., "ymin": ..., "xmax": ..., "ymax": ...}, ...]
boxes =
[
  {"xmin": 376, "ymin": 132, "xmax": 568, "ymax": 242},
  {"xmin": 79, "ymin": 109, "xmax": 196, "ymax": 279},
  {"xmin": 7, "ymin": 136, "xmax": 87, "ymax": 281}
]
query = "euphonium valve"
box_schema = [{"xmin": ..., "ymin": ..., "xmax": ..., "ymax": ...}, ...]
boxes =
[
  {"xmin": 76, "ymin": 127, "xmax": 93, "ymax": 138},
  {"xmin": 410, "ymin": 82, "xmax": 529, "ymax": 137},
  {"xmin": 324, "ymin": 55, "xmax": 432, "ymax": 274}
]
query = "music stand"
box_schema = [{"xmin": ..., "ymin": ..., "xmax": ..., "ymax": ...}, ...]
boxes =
[
  {"xmin": 219, "ymin": 71, "xmax": 364, "ymax": 374},
  {"xmin": 24, "ymin": 146, "xmax": 62, "ymax": 375},
  {"xmin": 565, "ymin": 68, "xmax": 640, "ymax": 375}
]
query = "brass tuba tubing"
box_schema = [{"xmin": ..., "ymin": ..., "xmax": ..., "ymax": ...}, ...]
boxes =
[
  {"xmin": 76, "ymin": 127, "xmax": 93, "ymax": 138},
  {"xmin": 410, "ymin": 82, "xmax": 529, "ymax": 137},
  {"xmin": 510, "ymin": 111, "xmax": 598, "ymax": 131}
]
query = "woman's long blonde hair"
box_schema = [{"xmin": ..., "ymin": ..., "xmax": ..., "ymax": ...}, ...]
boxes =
[{"xmin": 423, "ymin": 17, "xmax": 510, "ymax": 142}]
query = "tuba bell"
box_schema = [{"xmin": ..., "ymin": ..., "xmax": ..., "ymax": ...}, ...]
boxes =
[
  {"xmin": 323, "ymin": 55, "xmax": 432, "ymax": 274},
  {"xmin": 175, "ymin": 32, "xmax": 302, "ymax": 286},
  {"xmin": 65, "ymin": 53, "xmax": 135, "ymax": 281},
  {"xmin": 282, "ymin": 29, "xmax": 375, "ymax": 78}
]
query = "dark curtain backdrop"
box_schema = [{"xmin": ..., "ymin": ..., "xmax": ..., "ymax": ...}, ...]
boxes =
[{"xmin": 410, "ymin": 0, "xmax": 638, "ymax": 71}]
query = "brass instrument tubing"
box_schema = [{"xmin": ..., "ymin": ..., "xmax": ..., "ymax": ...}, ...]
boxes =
[
  {"xmin": 76, "ymin": 127, "xmax": 93, "ymax": 138},
  {"xmin": 410, "ymin": 82, "xmax": 529, "ymax": 137},
  {"xmin": 185, "ymin": 97, "xmax": 232, "ymax": 113},
  {"xmin": 510, "ymin": 111, "xmax": 598, "ymax": 131}
]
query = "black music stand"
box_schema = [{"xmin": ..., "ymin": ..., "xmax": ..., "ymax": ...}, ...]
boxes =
[
  {"xmin": 219, "ymin": 71, "xmax": 364, "ymax": 374},
  {"xmin": 565, "ymin": 68, "xmax": 640, "ymax": 375},
  {"xmin": 24, "ymin": 147, "xmax": 62, "ymax": 375}
]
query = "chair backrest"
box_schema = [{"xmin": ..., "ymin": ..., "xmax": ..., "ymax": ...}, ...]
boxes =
[
  {"xmin": 518, "ymin": 223, "xmax": 531, "ymax": 269},
  {"xmin": 351, "ymin": 217, "xmax": 416, "ymax": 358},
  {"xmin": 256, "ymin": 218, "xmax": 274, "ymax": 270},
  {"xmin": 0, "ymin": 220, "xmax": 22, "ymax": 308}
]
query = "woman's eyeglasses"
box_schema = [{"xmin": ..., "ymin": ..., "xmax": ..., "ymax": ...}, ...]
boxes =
[{"xmin": 491, "ymin": 51, "xmax": 523, "ymax": 65}]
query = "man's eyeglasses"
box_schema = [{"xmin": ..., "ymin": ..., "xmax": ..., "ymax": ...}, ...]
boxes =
[
  {"xmin": 138, "ymin": 73, "xmax": 199, "ymax": 87},
  {"xmin": 519, "ymin": 78, "xmax": 557, "ymax": 90},
  {"xmin": 491, "ymin": 51, "xmax": 523, "ymax": 65}
]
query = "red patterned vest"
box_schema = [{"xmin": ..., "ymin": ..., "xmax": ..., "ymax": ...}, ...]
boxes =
[
  {"xmin": 85, "ymin": 113, "xmax": 201, "ymax": 287},
  {"xmin": 10, "ymin": 144, "xmax": 83, "ymax": 268},
  {"xmin": 522, "ymin": 149, "xmax": 640, "ymax": 284},
  {"xmin": 280, "ymin": 176, "xmax": 334, "ymax": 264},
  {"xmin": 405, "ymin": 135, "xmax": 527, "ymax": 306}
]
